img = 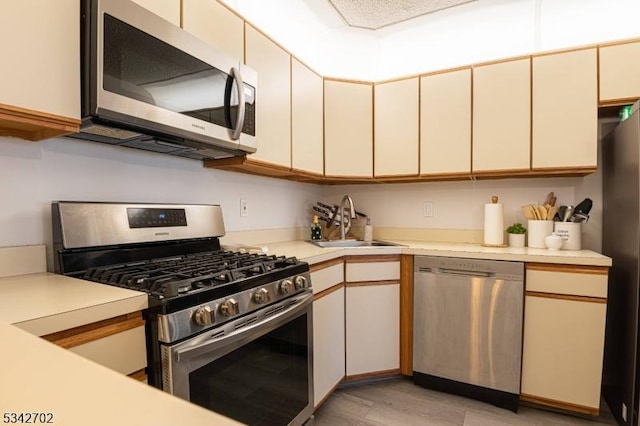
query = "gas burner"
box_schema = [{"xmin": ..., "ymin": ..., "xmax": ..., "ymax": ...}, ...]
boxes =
[{"xmin": 82, "ymin": 250, "xmax": 301, "ymax": 299}]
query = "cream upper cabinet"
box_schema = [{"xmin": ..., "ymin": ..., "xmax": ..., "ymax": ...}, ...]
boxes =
[
  {"xmin": 245, "ymin": 25, "xmax": 291, "ymax": 167},
  {"xmin": 473, "ymin": 59, "xmax": 531, "ymax": 173},
  {"xmin": 599, "ymin": 41, "xmax": 640, "ymax": 104},
  {"xmin": 521, "ymin": 265, "xmax": 607, "ymax": 415},
  {"xmin": 0, "ymin": 1, "xmax": 80, "ymax": 140},
  {"xmin": 131, "ymin": 0, "xmax": 180, "ymax": 26},
  {"xmin": 324, "ymin": 80, "xmax": 373, "ymax": 177},
  {"xmin": 532, "ymin": 48, "xmax": 597, "ymax": 170},
  {"xmin": 420, "ymin": 69, "xmax": 471, "ymax": 175},
  {"xmin": 374, "ymin": 78, "xmax": 419, "ymax": 177},
  {"xmin": 292, "ymin": 59, "xmax": 324, "ymax": 175},
  {"xmin": 182, "ymin": 0, "xmax": 243, "ymax": 61}
]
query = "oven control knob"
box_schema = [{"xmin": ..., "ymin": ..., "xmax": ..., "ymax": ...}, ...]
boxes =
[
  {"xmin": 193, "ymin": 306, "xmax": 214, "ymax": 326},
  {"xmin": 279, "ymin": 279, "xmax": 294, "ymax": 295},
  {"xmin": 253, "ymin": 288, "xmax": 271, "ymax": 304},
  {"xmin": 219, "ymin": 298, "xmax": 239, "ymax": 317},
  {"xmin": 294, "ymin": 275, "xmax": 308, "ymax": 290}
]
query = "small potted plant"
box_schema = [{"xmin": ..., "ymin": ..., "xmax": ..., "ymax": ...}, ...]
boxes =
[{"xmin": 506, "ymin": 223, "xmax": 526, "ymax": 248}]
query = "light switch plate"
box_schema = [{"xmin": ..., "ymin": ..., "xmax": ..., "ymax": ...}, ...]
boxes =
[
  {"xmin": 424, "ymin": 202, "xmax": 434, "ymax": 217},
  {"xmin": 240, "ymin": 199, "xmax": 249, "ymax": 217}
]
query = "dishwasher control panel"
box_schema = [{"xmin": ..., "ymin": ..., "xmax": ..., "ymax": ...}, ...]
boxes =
[{"xmin": 414, "ymin": 256, "xmax": 524, "ymax": 282}]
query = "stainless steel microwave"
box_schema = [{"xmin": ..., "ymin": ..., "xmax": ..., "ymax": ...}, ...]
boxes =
[{"xmin": 69, "ymin": 0, "xmax": 257, "ymax": 160}]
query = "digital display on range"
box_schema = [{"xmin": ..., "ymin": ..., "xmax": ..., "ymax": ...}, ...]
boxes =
[{"xmin": 127, "ymin": 208, "xmax": 187, "ymax": 228}]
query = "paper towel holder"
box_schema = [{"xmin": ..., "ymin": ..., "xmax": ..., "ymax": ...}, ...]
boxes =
[{"xmin": 482, "ymin": 195, "xmax": 508, "ymax": 248}]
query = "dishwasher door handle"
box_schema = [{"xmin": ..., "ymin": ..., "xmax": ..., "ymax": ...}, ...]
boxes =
[{"xmin": 418, "ymin": 267, "xmax": 494, "ymax": 278}]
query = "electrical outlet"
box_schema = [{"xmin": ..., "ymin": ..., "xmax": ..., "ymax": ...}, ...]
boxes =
[
  {"xmin": 240, "ymin": 199, "xmax": 249, "ymax": 217},
  {"xmin": 423, "ymin": 202, "xmax": 434, "ymax": 217}
]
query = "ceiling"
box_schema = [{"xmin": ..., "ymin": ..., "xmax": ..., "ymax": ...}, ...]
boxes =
[{"xmin": 327, "ymin": 0, "xmax": 478, "ymax": 30}]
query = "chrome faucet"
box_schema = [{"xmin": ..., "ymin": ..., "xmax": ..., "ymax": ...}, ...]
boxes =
[{"xmin": 339, "ymin": 195, "xmax": 356, "ymax": 240}]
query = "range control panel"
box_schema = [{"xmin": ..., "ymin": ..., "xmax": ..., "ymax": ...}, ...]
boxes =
[{"xmin": 127, "ymin": 208, "xmax": 187, "ymax": 228}]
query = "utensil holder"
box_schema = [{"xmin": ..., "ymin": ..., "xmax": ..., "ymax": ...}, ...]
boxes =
[
  {"xmin": 527, "ymin": 220, "xmax": 554, "ymax": 248},
  {"xmin": 554, "ymin": 222, "xmax": 582, "ymax": 250}
]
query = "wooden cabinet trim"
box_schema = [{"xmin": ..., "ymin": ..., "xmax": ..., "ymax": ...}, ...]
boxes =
[
  {"xmin": 0, "ymin": 103, "xmax": 80, "ymax": 141},
  {"xmin": 399, "ymin": 255, "xmax": 413, "ymax": 376},
  {"xmin": 128, "ymin": 368, "xmax": 147, "ymax": 382},
  {"xmin": 314, "ymin": 282, "xmax": 344, "ymax": 300},
  {"xmin": 310, "ymin": 257, "xmax": 344, "ymax": 272},
  {"xmin": 520, "ymin": 393, "xmax": 599, "ymax": 416},
  {"xmin": 324, "ymin": 77, "xmax": 374, "ymax": 85},
  {"xmin": 344, "ymin": 254, "xmax": 401, "ymax": 263},
  {"xmin": 345, "ymin": 280, "xmax": 399, "ymax": 288},
  {"xmin": 343, "ymin": 369, "xmax": 402, "ymax": 383},
  {"xmin": 42, "ymin": 311, "xmax": 145, "ymax": 349},
  {"xmin": 525, "ymin": 291, "xmax": 606, "ymax": 304},
  {"xmin": 526, "ymin": 263, "xmax": 608, "ymax": 275},
  {"xmin": 473, "ymin": 54, "xmax": 532, "ymax": 68}
]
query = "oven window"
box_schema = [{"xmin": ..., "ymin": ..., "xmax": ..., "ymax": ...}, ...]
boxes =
[
  {"xmin": 189, "ymin": 314, "xmax": 309, "ymax": 425},
  {"xmin": 102, "ymin": 14, "xmax": 255, "ymax": 136}
]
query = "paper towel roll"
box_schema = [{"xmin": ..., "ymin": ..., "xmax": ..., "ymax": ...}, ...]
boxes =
[{"xmin": 484, "ymin": 202, "xmax": 504, "ymax": 246}]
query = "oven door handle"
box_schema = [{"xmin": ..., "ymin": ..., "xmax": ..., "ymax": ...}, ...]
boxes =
[{"xmin": 175, "ymin": 292, "xmax": 313, "ymax": 362}]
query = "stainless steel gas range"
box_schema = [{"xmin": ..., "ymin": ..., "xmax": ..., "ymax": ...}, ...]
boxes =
[{"xmin": 52, "ymin": 201, "xmax": 314, "ymax": 426}]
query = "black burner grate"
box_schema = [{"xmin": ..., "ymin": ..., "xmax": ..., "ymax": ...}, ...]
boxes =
[{"xmin": 83, "ymin": 251, "xmax": 299, "ymax": 298}]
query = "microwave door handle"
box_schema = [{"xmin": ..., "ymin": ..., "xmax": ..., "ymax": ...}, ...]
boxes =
[{"xmin": 230, "ymin": 67, "xmax": 245, "ymax": 141}]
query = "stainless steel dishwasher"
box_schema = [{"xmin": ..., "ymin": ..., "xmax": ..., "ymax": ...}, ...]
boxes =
[{"xmin": 413, "ymin": 256, "xmax": 524, "ymax": 412}]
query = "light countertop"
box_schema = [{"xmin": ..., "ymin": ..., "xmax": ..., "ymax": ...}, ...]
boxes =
[
  {"xmin": 0, "ymin": 323, "xmax": 242, "ymax": 426},
  {"xmin": 256, "ymin": 240, "xmax": 612, "ymax": 267},
  {"xmin": 0, "ymin": 272, "xmax": 148, "ymax": 336}
]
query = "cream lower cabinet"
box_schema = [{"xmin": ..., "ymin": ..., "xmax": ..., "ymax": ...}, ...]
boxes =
[
  {"xmin": 182, "ymin": 0, "xmax": 243, "ymax": 60},
  {"xmin": 324, "ymin": 80, "xmax": 373, "ymax": 178},
  {"xmin": 532, "ymin": 48, "xmax": 597, "ymax": 171},
  {"xmin": 521, "ymin": 264, "xmax": 608, "ymax": 415},
  {"xmin": 420, "ymin": 68, "xmax": 471, "ymax": 176},
  {"xmin": 599, "ymin": 40, "xmax": 640, "ymax": 105},
  {"xmin": 374, "ymin": 78, "xmax": 419, "ymax": 177},
  {"xmin": 345, "ymin": 256, "xmax": 400, "ymax": 377},
  {"xmin": 311, "ymin": 259, "xmax": 345, "ymax": 407},
  {"xmin": 42, "ymin": 312, "xmax": 147, "ymax": 379}
]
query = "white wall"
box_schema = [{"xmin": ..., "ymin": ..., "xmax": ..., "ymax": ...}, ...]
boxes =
[{"xmin": 0, "ymin": 136, "xmax": 321, "ymax": 250}]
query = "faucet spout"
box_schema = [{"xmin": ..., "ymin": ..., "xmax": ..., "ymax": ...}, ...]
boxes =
[{"xmin": 339, "ymin": 195, "xmax": 356, "ymax": 240}]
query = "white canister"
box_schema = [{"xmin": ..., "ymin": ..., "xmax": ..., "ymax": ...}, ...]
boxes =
[
  {"xmin": 554, "ymin": 222, "xmax": 582, "ymax": 250},
  {"xmin": 527, "ymin": 220, "xmax": 554, "ymax": 248}
]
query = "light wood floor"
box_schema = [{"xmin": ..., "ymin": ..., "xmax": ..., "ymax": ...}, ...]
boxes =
[{"xmin": 313, "ymin": 377, "xmax": 619, "ymax": 426}]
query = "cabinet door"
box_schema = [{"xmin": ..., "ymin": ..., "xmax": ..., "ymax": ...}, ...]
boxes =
[
  {"xmin": 182, "ymin": 0, "xmax": 243, "ymax": 61},
  {"xmin": 292, "ymin": 59, "xmax": 324, "ymax": 175},
  {"xmin": 346, "ymin": 283, "xmax": 400, "ymax": 376},
  {"xmin": 132, "ymin": 0, "xmax": 180, "ymax": 26},
  {"xmin": 0, "ymin": 1, "xmax": 79, "ymax": 120},
  {"xmin": 599, "ymin": 41, "xmax": 640, "ymax": 104},
  {"xmin": 532, "ymin": 48, "xmax": 597, "ymax": 170},
  {"xmin": 473, "ymin": 59, "xmax": 530, "ymax": 173},
  {"xmin": 420, "ymin": 69, "xmax": 471, "ymax": 175},
  {"xmin": 313, "ymin": 287, "xmax": 345, "ymax": 407},
  {"xmin": 521, "ymin": 295, "xmax": 606, "ymax": 413},
  {"xmin": 324, "ymin": 80, "xmax": 373, "ymax": 177},
  {"xmin": 245, "ymin": 25, "xmax": 291, "ymax": 167},
  {"xmin": 374, "ymin": 78, "xmax": 419, "ymax": 177}
]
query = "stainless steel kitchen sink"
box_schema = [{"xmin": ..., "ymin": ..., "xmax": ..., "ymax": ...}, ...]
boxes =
[{"xmin": 307, "ymin": 239, "xmax": 404, "ymax": 248}]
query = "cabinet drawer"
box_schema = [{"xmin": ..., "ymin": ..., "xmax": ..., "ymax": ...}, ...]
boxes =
[
  {"xmin": 311, "ymin": 261, "xmax": 344, "ymax": 294},
  {"xmin": 346, "ymin": 261, "xmax": 400, "ymax": 283},
  {"xmin": 69, "ymin": 326, "xmax": 147, "ymax": 375},
  {"xmin": 526, "ymin": 266, "xmax": 607, "ymax": 298}
]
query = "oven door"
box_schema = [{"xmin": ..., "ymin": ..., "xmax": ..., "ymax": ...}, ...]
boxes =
[
  {"xmin": 85, "ymin": 0, "xmax": 256, "ymax": 153},
  {"xmin": 163, "ymin": 291, "xmax": 314, "ymax": 426}
]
